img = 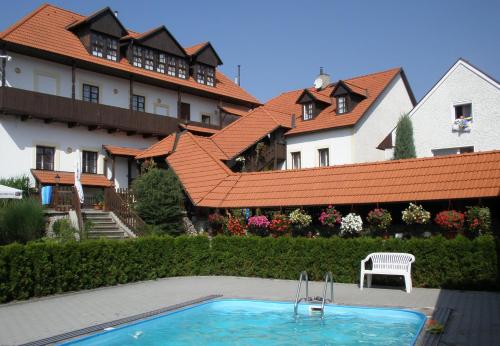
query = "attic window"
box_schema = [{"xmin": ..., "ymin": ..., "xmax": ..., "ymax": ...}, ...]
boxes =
[
  {"xmin": 91, "ymin": 33, "xmax": 118, "ymax": 61},
  {"xmin": 167, "ymin": 56, "xmax": 176, "ymax": 76},
  {"xmin": 178, "ymin": 59, "xmax": 188, "ymax": 79},
  {"xmin": 157, "ymin": 54, "xmax": 166, "ymax": 73},
  {"xmin": 132, "ymin": 46, "xmax": 142, "ymax": 67},
  {"xmin": 337, "ymin": 96, "xmax": 347, "ymax": 114},
  {"xmin": 144, "ymin": 49, "xmax": 154, "ymax": 71},
  {"xmin": 303, "ymin": 103, "xmax": 313, "ymax": 120},
  {"xmin": 196, "ymin": 64, "xmax": 216, "ymax": 87}
]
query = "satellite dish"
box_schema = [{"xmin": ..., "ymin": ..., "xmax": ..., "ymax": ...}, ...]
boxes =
[{"xmin": 314, "ymin": 77, "xmax": 323, "ymax": 90}]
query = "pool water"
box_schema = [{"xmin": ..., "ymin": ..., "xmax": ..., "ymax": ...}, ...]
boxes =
[{"xmin": 61, "ymin": 299, "xmax": 426, "ymax": 346}]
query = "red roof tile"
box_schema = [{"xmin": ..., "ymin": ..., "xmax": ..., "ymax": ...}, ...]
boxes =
[
  {"xmin": 0, "ymin": 5, "xmax": 260, "ymax": 106},
  {"xmin": 184, "ymin": 42, "xmax": 208, "ymax": 55},
  {"xmin": 219, "ymin": 103, "xmax": 251, "ymax": 117},
  {"xmin": 135, "ymin": 134, "xmax": 176, "ymax": 159},
  {"xmin": 31, "ymin": 169, "xmax": 113, "ymax": 187},
  {"xmin": 103, "ymin": 145, "xmax": 143, "ymax": 157},
  {"xmin": 179, "ymin": 123, "xmax": 219, "ymax": 135}
]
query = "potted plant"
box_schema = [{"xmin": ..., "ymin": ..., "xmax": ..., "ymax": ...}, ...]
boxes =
[
  {"xmin": 208, "ymin": 212, "xmax": 225, "ymax": 236},
  {"xmin": 464, "ymin": 206, "xmax": 491, "ymax": 238},
  {"xmin": 434, "ymin": 210, "xmax": 465, "ymax": 239},
  {"xmin": 288, "ymin": 209, "xmax": 312, "ymax": 237},
  {"xmin": 340, "ymin": 213, "xmax": 363, "ymax": 237},
  {"xmin": 402, "ymin": 203, "xmax": 431, "ymax": 235},
  {"xmin": 247, "ymin": 215, "xmax": 270, "ymax": 237},
  {"xmin": 225, "ymin": 215, "xmax": 247, "ymax": 236},
  {"xmin": 269, "ymin": 214, "xmax": 291, "ymax": 237},
  {"xmin": 93, "ymin": 191, "xmax": 104, "ymax": 210},
  {"xmin": 319, "ymin": 205, "xmax": 342, "ymax": 228},
  {"xmin": 366, "ymin": 208, "xmax": 392, "ymax": 238}
]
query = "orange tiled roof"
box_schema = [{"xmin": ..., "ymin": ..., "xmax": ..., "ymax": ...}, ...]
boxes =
[
  {"xmin": 165, "ymin": 134, "xmax": 500, "ymax": 208},
  {"xmin": 0, "ymin": 4, "xmax": 260, "ymax": 106},
  {"xmin": 179, "ymin": 123, "xmax": 219, "ymax": 135},
  {"xmin": 265, "ymin": 68, "xmax": 403, "ymax": 136},
  {"xmin": 103, "ymin": 144, "xmax": 143, "ymax": 157},
  {"xmin": 31, "ymin": 169, "xmax": 113, "ymax": 187},
  {"xmin": 219, "ymin": 103, "xmax": 251, "ymax": 117},
  {"xmin": 210, "ymin": 106, "xmax": 292, "ymax": 159},
  {"xmin": 135, "ymin": 134, "xmax": 176, "ymax": 159},
  {"xmin": 184, "ymin": 42, "xmax": 208, "ymax": 55}
]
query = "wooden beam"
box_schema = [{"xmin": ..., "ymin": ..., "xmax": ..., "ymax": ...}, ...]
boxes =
[
  {"xmin": 88, "ymin": 125, "xmax": 98, "ymax": 131},
  {"xmin": 107, "ymin": 128, "xmax": 117, "ymax": 134},
  {"xmin": 126, "ymin": 130, "xmax": 136, "ymax": 136},
  {"xmin": 142, "ymin": 133, "xmax": 152, "ymax": 138},
  {"xmin": 20, "ymin": 114, "xmax": 31, "ymax": 121},
  {"xmin": 44, "ymin": 118, "xmax": 53, "ymax": 124},
  {"xmin": 67, "ymin": 122, "xmax": 78, "ymax": 128},
  {"xmin": 71, "ymin": 63, "xmax": 76, "ymax": 100}
]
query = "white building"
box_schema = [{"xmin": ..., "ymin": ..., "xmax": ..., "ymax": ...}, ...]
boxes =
[
  {"xmin": 0, "ymin": 5, "xmax": 259, "ymax": 193},
  {"xmin": 380, "ymin": 59, "xmax": 500, "ymax": 158},
  {"xmin": 263, "ymin": 68, "xmax": 416, "ymax": 169}
]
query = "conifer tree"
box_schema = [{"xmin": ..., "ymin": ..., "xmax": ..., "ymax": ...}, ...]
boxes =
[{"xmin": 393, "ymin": 113, "xmax": 416, "ymax": 160}]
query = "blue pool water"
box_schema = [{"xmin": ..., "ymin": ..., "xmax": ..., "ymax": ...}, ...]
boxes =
[{"xmin": 61, "ymin": 299, "xmax": 426, "ymax": 345}]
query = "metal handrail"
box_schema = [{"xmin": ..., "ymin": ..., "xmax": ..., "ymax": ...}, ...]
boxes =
[
  {"xmin": 294, "ymin": 271, "xmax": 309, "ymax": 315},
  {"xmin": 321, "ymin": 271, "xmax": 334, "ymax": 318}
]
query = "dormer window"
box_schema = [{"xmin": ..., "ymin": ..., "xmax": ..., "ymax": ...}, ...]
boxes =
[
  {"xmin": 91, "ymin": 33, "xmax": 118, "ymax": 61},
  {"xmin": 144, "ymin": 49, "xmax": 154, "ymax": 71},
  {"xmin": 337, "ymin": 96, "xmax": 347, "ymax": 114},
  {"xmin": 132, "ymin": 46, "xmax": 142, "ymax": 67},
  {"xmin": 196, "ymin": 64, "xmax": 216, "ymax": 87},
  {"xmin": 303, "ymin": 103, "xmax": 313, "ymax": 120},
  {"xmin": 157, "ymin": 53, "xmax": 166, "ymax": 73},
  {"xmin": 178, "ymin": 59, "xmax": 187, "ymax": 79},
  {"xmin": 167, "ymin": 56, "xmax": 176, "ymax": 76}
]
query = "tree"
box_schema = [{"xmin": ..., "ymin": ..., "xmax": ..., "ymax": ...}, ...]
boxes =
[
  {"xmin": 132, "ymin": 168, "xmax": 185, "ymax": 235},
  {"xmin": 393, "ymin": 113, "xmax": 416, "ymax": 160}
]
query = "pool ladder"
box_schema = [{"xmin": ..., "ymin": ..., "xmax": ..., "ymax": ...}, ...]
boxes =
[{"xmin": 294, "ymin": 271, "xmax": 334, "ymax": 318}]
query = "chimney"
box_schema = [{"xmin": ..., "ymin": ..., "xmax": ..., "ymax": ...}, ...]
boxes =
[
  {"xmin": 314, "ymin": 67, "xmax": 331, "ymax": 90},
  {"xmin": 235, "ymin": 65, "xmax": 241, "ymax": 86},
  {"xmin": 291, "ymin": 113, "xmax": 296, "ymax": 128}
]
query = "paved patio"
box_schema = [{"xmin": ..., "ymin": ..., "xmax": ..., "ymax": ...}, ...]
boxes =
[{"xmin": 0, "ymin": 276, "xmax": 498, "ymax": 345}]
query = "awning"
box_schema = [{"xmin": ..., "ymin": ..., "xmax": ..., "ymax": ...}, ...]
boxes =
[
  {"xmin": 103, "ymin": 145, "xmax": 144, "ymax": 157},
  {"xmin": 0, "ymin": 184, "xmax": 23, "ymax": 199},
  {"xmin": 31, "ymin": 170, "xmax": 113, "ymax": 187}
]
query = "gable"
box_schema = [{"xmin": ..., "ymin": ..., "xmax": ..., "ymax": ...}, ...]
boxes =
[
  {"xmin": 192, "ymin": 43, "xmax": 223, "ymax": 66},
  {"xmin": 297, "ymin": 90, "xmax": 315, "ymax": 104},
  {"xmin": 331, "ymin": 84, "xmax": 350, "ymax": 97},
  {"xmin": 69, "ymin": 7, "xmax": 127, "ymax": 38},
  {"xmin": 137, "ymin": 26, "xmax": 187, "ymax": 58}
]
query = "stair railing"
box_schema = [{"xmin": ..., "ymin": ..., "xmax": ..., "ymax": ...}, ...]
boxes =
[{"xmin": 104, "ymin": 187, "xmax": 146, "ymax": 234}]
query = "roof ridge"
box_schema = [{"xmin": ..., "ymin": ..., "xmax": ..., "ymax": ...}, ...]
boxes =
[
  {"xmin": 236, "ymin": 149, "xmax": 500, "ymax": 177},
  {"xmin": 186, "ymin": 132, "xmax": 234, "ymax": 175},
  {"xmin": 261, "ymin": 107, "xmax": 281, "ymax": 127},
  {"xmin": 206, "ymin": 173, "xmax": 243, "ymax": 207},
  {"xmin": 0, "ymin": 3, "xmax": 50, "ymax": 39},
  {"xmin": 346, "ymin": 67, "xmax": 401, "ymax": 82},
  {"xmin": 211, "ymin": 106, "xmax": 263, "ymax": 140}
]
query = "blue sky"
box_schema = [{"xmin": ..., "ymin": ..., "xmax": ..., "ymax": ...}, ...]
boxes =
[{"xmin": 1, "ymin": 0, "xmax": 498, "ymax": 103}]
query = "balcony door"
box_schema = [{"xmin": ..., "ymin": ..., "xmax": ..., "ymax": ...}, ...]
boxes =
[{"xmin": 180, "ymin": 102, "xmax": 190, "ymax": 122}]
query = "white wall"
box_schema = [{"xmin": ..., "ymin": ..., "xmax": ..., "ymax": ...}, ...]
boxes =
[
  {"xmin": 180, "ymin": 92, "xmax": 220, "ymax": 125},
  {"xmin": 407, "ymin": 62, "xmax": 500, "ymax": 158},
  {"xmin": 0, "ymin": 115, "xmax": 155, "ymax": 188},
  {"xmin": 353, "ymin": 73, "xmax": 414, "ymax": 163},
  {"xmin": 285, "ymin": 128, "xmax": 353, "ymax": 169}
]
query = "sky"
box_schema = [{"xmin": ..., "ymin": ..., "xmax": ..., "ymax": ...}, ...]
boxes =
[{"xmin": 1, "ymin": 0, "xmax": 498, "ymax": 103}]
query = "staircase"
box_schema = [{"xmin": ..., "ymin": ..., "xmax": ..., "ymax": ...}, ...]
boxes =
[{"xmin": 83, "ymin": 210, "xmax": 131, "ymax": 239}]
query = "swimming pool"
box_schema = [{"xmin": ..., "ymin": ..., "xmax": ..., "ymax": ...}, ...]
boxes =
[{"xmin": 61, "ymin": 299, "xmax": 426, "ymax": 345}]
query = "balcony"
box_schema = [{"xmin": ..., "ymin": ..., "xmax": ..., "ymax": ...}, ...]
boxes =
[{"xmin": 0, "ymin": 86, "xmax": 179, "ymax": 136}]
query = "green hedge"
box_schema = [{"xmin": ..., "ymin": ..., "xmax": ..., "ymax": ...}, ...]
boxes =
[{"xmin": 0, "ymin": 235, "xmax": 496, "ymax": 303}]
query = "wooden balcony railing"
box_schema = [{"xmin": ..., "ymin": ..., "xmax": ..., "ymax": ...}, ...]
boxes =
[
  {"xmin": 0, "ymin": 86, "xmax": 179, "ymax": 136},
  {"xmin": 104, "ymin": 187, "xmax": 146, "ymax": 234}
]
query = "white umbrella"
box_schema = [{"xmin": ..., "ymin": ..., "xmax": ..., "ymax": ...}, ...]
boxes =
[
  {"xmin": 74, "ymin": 149, "xmax": 84, "ymax": 204},
  {"xmin": 0, "ymin": 184, "xmax": 22, "ymax": 199}
]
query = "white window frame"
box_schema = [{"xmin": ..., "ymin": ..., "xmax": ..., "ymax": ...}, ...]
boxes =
[
  {"xmin": 318, "ymin": 148, "xmax": 329, "ymax": 167},
  {"xmin": 303, "ymin": 103, "xmax": 313, "ymax": 120},
  {"xmin": 337, "ymin": 96, "xmax": 346, "ymax": 114},
  {"xmin": 291, "ymin": 151, "xmax": 301, "ymax": 169}
]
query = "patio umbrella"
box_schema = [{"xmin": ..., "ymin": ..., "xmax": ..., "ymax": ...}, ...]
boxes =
[
  {"xmin": 0, "ymin": 184, "xmax": 23, "ymax": 199},
  {"xmin": 74, "ymin": 149, "xmax": 84, "ymax": 204}
]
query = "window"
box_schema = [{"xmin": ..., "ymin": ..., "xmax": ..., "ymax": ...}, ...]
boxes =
[
  {"xmin": 318, "ymin": 148, "xmax": 329, "ymax": 167},
  {"xmin": 91, "ymin": 33, "xmax": 104, "ymax": 58},
  {"xmin": 167, "ymin": 56, "xmax": 177, "ymax": 76},
  {"xmin": 202, "ymin": 115, "xmax": 211, "ymax": 125},
  {"xmin": 196, "ymin": 64, "xmax": 216, "ymax": 86},
  {"xmin": 197, "ymin": 65, "xmax": 206, "ymax": 84},
  {"xmin": 106, "ymin": 38, "xmax": 118, "ymax": 61},
  {"xmin": 157, "ymin": 53, "xmax": 166, "ymax": 73},
  {"xmin": 337, "ymin": 96, "xmax": 347, "ymax": 114},
  {"xmin": 36, "ymin": 146, "xmax": 55, "ymax": 170},
  {"xmin": 91, "ymin": 33, "xmax": 118, "ymax": 61},
  {"xmin": 132, "ymin": 46, "xmax": 142, "ymax": 68},
  {"xmin": 432, "ymin": 146, "xmax": 474, "ymax": 157},
  {"xmin": 207, "ymin": 67, "xmax": 215, "ymax": 87},
  {"xmin": 178, "ymin": 59, "xmax": 188, "ymax": 79},
  {"xmin": 144, "ymin": 49, "xmax": 154, "ymax": 71},
  {"xmin": 82, "ymin": 151, "xmax": 97, "ymax": 174},
  {"xmin": 82, "ymin": 84, "xmax": 99, "ymax": 103},
  {"xmin": 303, "ymin": 103, "xmax": 313, "ymax": 120},
  {"xmin": 454, "ymin": 103, "xmax": 472, "ymax": 119},
  {"xmin": 291, "ymin": 152, "xmax": 301, "ymax": 169},
  {"xmin": 132, "ymin": 94, "xmax": 145, "ymax": 112}
]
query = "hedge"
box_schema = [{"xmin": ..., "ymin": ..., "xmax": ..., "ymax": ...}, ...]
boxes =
[{"xmin": 0, "ymin": 235, "xmax": 496, "ymax": 303}]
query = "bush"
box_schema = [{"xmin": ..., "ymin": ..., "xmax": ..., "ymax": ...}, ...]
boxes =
[
  {"xmin": 52, "ymin": 218, "xmax": 78, "ymax": 243},
  {"xmin": 465, "ymin": 206, "xmax": 491, "ymax": 235},
  {"xmin": 0, "ymin": 235, "xmax": 495, "ymax": 302},
  {"xmin": 0, "ymin": 199, "xmax": 45, "ymax": 245},
  {"xmin": 132, "ymin": 168, "xmax": 184, "ymax": 235},
  {"xmin": 393, "ymin": 113, "xmax": 416, "ymax": 160}
]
